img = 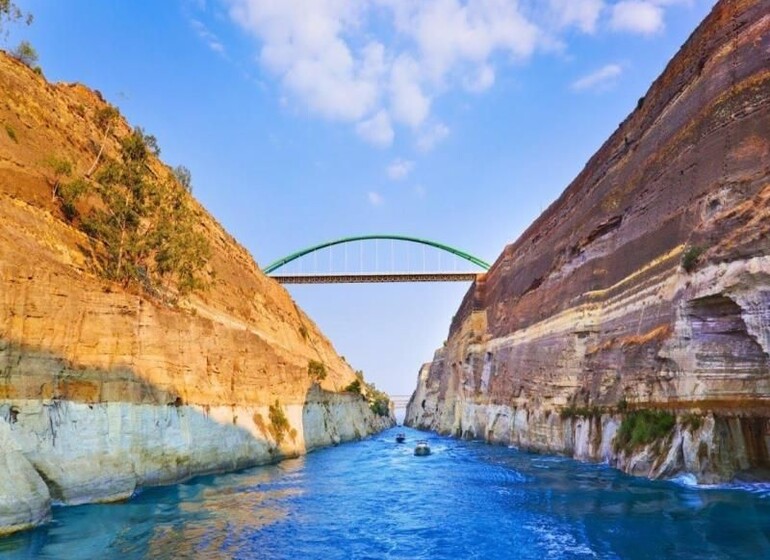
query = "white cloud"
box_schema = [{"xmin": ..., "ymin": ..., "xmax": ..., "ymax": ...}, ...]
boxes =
[
  {"xmin": 368, "ymin": 191, "xmax": 384, "ymax": 205},
  {"xmin": 547, "ymin": 0, "xmax": 605, "ymax": 34},
  {"xmin": 190, "ymin": 19, "xmax": 226, "ymax": 55},
  {"xmin": 386, "ymin": 159, "xmax": 414, "ymax": 181},
  {"xmin": 228, "ymin": 1, "xmax": 379, "ymax": 121},
  {"xmin": 571, "ymin": 63, "xmax": 623, "ymax": 91},
  {"xmin": 414, "ymin": 184, "xmax": 427, "ymax": 199},
  {"xmin": 399, "ymin": 0, "xmax": 541, "ymax": 83},
  {"xmin": 224, "ymin": 0, "xmax": 547, "ymax": 147},
  {"xmin": 389, "ymin": 55, "xmax": 431, "ymax": 128},
  {"xmin": 610, "ymin": 1, "xmax": 664, "ymax": 35},
  {"xmin": 221, "ymin": 0, "xmax": 696, "ymax": 147},
  {"xmin": 417, "ymin": 122, "xmax": 450, "ymax": 152},
  {"xmin": 356, "ymin": 110, "xmax": 394, "ymax": 147},
  {"xmin": 463, "ymin": 63, "xmax": 495, "ymax": 93}
]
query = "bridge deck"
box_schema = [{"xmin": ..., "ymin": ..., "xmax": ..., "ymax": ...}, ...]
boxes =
[{"xmin": 270, "ymin": 272, "xmax": 481, "ymax": 284}]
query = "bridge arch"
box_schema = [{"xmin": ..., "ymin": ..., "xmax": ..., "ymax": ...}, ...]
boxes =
[{"xmin": 263, "ymin": 234, "xmax": 490, "ymax": 274}]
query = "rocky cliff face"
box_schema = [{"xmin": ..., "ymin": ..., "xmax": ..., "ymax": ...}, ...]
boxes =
[
  {"xmin": 0, "ymin": 53, "xmax": 391, "ymax": 535},
  {"xmin": 406, "ymin": 0, "xmax": 770, "ymax": 483}
]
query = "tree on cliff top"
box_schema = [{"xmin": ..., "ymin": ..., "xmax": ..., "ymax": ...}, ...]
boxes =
[
  {"xmin": 2, "ymin": 2, "xmax": 38, "ymax": 73},
  {"xmin": 0, "ymin": 1, "xmax": 32, "ymax": 37},
  {"xmin": 10, "ymin": 39, "xmax": 37, "ymax": 67}
]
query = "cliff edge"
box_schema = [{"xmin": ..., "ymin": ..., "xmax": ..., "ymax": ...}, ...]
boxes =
[
  {"xmin": 0, "ymin": 52, "xmax": 391, "ymax": 535},
  {"xmin": 406, "ymin": 0, "xmax": 770, "ymax": 483}
]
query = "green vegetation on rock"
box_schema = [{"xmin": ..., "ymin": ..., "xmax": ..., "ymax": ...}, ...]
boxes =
[
  {"xmin": 344, "ymin": 369, "xmax": 390, "ymax": 417},
  {"xmin": 343, "ymin": 379, "xmax": 362, "ymax": 395},
  {"xmin": 4, "ymin": 123, "xmax": 16, "ymax": 142},
  {"xmin": 173, "ymin": 165, "xmax": 193, "ymax": 193},
  {"xmin": 268, "ymin": 400, "xmax": 290, "ymax": 445},
  {"xmin": 62, "ymin": 126, "xmax": 210, "ymax": 298},
  {"xmin": 614, "ymin": 409, "xmax": 676, "ymax": 453},
  {"xmin": 369, "ymin": 397, "xmax": 390, "ymax": 417},
  {"xmin": 681, "ymin": 245, "xmax": 704, "ymax": 273},
  {"xmin": 560, "ymin": 405, "xmax": 603, "ymax": 420},
  {"xmin": 366, "ymin": 383, "xmax": 390, "ymax": 417},
  {"xmin": 86, "ymin": 106, "xmax": 120, "ymax": 177},
  {"xmin": 44, "ymin": 154, "xmax": 72, "ymax": 200},
  {"xmin": 11, "ymin": 39, "xmax": 36, "ymax": 68},
  {"xmin": 680, "ymin": 413, "xmax": 703, "ymax": 432},
  {"xmin": 59, "ymin": 177, "xmax": 86, "ymax": 222},
  {"xmin": 308, "ymin": 360, "xmax": 327, "ymax": 381}
]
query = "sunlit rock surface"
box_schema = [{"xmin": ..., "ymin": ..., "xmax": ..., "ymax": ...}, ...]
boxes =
[
  {"xmin": 407, "ymin": 0, "xmax": 770, "ymax": 483},
  {"xmin": 0, "ymin": 418, "xmax": 50, "ymax": 536},
  {"xmin": 0, "ymin": 52, "xmax": 391, "ymax": 534}
]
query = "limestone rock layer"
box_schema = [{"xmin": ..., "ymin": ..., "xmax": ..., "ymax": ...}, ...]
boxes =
[
  {"xmin": 406, "ymin": 0, "xmax": 770, "ymax": 482},
  {"xmin": 0, "ymin": 52, "xmax": 390, "ymax": 534}
]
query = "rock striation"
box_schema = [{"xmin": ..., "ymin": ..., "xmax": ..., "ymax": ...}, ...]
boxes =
[
  {"xmin": 0, "ymin": 52, "xmax": 391, "ymax": 535},
  {"xmin": 406, "ymin": 0, "xmax": 770, "ymax": 483}
]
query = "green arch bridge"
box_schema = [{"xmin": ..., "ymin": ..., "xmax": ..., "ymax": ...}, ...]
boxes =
[{"xmin": 264, "ymin": 234, "xmax": 490, "ymax": 284}]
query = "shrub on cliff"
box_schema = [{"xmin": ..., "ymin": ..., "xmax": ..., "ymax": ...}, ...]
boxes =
[
  {"xmin": 308, "ymin": 360, "xmax": 327, "ymax": 381},
  {"xmin": 11, "ymin": 40, "xmax": 37, "ymax": 68},
  {"xmin": 344, "ymin": 379, "xmax": 361, "ymax": 395},
  {"xmin": 560, "ymin": 405, "xmax": 602, "ymax": 420},
  {"xmin": 44, "ymin": 154, "xmax": 72, "ymax": 201},
  {"xmin": 298, "ymin": 324, "xmax": 309, "ymax": 340},
  {"xmin": 614, "ymin": 409, "xmax": 675, "ymax": 453},
  {"xmin": 4, "ymin": 123, "xmax": 16, "ymax": 142},
  {"xmin": 369, "ymin": 395, "xmax": 390, "ymax": 417},
  {"xmin": 681, "ymin": 246, "xmax": 704, "ymax": 273},
  {"xmin": 365, "ymin": 382, "xmax": 391, "ymax": 417},
  {"xmin": 268, "ymin": 400, "xmax": 290, "ymax": 444},
  {"xmin": 173, "ymin": 165, "xmax": 193, "ymax": 192},
  {"xmin": 59, "ymin": 177, "xmax": 87, "ymax": 222}
]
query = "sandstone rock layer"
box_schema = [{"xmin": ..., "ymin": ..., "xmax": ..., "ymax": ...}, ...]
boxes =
[
  {"xmin": 406, "ymin": 0, "xmax": 770, "ymax": 482},
  {"xmin": 0, "ymin": 53, "xmax": 390, "ymax": 534}
]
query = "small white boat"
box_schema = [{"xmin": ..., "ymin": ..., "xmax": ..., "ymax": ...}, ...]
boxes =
[{"xmin": 414, "ymin": 440, "xmax": 431, "ymax": 456}]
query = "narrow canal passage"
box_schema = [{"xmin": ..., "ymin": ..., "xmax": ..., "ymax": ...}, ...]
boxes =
[{"xmin": 2, "ymin": 427, "xmax": 769, "ymax": 559}]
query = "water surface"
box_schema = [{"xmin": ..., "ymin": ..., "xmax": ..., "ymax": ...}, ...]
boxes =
[{"xmin": 2, "ymin": 427, "xmax": 769, "ymax": 559}]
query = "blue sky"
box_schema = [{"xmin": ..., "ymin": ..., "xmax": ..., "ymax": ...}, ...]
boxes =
[{"xmin": 9, "ymin": 0, "xmax": 715, "ymax": 395}]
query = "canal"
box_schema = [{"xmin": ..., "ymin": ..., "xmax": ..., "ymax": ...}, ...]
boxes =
[{"xmin": 2, "ymin": 427, "xmax": 769, "ymax": 559}]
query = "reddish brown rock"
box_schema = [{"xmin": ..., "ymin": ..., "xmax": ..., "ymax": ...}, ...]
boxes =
[{"xmin": 407, "ymin": 0, "xmax": 770, "ymax": 482}]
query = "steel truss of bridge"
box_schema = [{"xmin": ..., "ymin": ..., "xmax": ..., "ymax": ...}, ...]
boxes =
[{"xmin": 271, "ymin": 272, "xmax": 482, "ymax": 284}]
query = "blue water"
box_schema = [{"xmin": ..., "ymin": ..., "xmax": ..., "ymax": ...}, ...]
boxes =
[{"xmin": 2, "ymin": 427, "xmax": 770, "ymax": 559}]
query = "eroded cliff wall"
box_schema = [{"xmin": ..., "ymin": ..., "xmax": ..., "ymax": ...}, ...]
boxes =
[
  {"xmin": 406, "ymin": 0, "xmax": 770, "ymax": 483},
  {"xmin": 0, "ymin": 53, "xmax": 391, "ymax": 535}
]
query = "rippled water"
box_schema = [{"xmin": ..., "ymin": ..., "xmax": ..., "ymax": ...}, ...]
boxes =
[{"xmin": 2, "ymin": 427, "xmax": 770, "ymax": 559}]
